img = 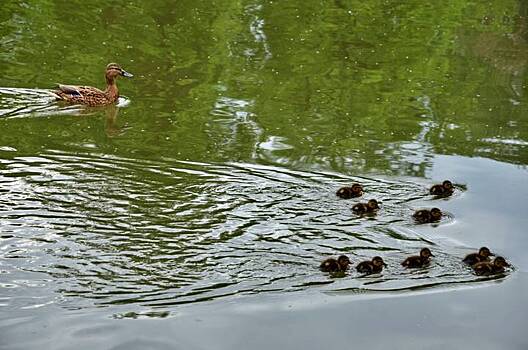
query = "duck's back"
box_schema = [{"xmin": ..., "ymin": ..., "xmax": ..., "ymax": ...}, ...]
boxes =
[
  {"xmin": 54, "ymin": 84, "xmax": 113, "ymax": 106},
  {"xmin": 402, "ymin": 256, "xmax": 426, "ymax": 268},
  {"xmin": 429, "ymin": 184, "xmax": 444, "ymax": 195},
  {"xmin": 320, "ymin": 258, "xmax": 339, "ymax": 272},
  {"xmin": 356, "ymin": 261, "xmax": 373, "ymax": 273},
  {"xmin": 352, "ymin": 203, "xmax": 367, "ymax": 214},
  {"xmin": 472, "ymin": 261, "xmax": 494, "ymax": 275},
  {"xmin": 336, "ymin": 187, "xmax": 353, "ymax": 199},
  {"xmin": 463, "ymin": 253, "xmax": 486, "ymax": 265}
]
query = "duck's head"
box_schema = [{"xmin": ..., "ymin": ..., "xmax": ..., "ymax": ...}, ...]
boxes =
[
  {"xmin": 493, "ymin": 256, "xmax": 510, "ymax": 268},
  {"xmin": 478, "ymin": 246, "xmax": 494, "ymax": 258},
  {"xmin": 430, "ymin": 207, "xmax": 442, "ymax": 220},
  {"xmin": 351, "ymin": 183, "xmax": 363, "ymax": 195},
  {"xmin": 367, "ymin": 199, "xmax": 380, "ymax": 210},
  {"xmin": 442, "ymin": 180, "xmax": 454, "ymax": 191},
  {"xmin": 106, "ymin": 63, "xmax": 133, "ymax": 80},
  {"xmin": 372, "ymin": 256, "xmax": 387, "ymax": 267},
  {"xmin": 420, "ymin": 248, "xmax": 434, "ymax": 258},
  {"xmin": 337, "ymin": 255, "xmax": 351, "ymax": 269}
]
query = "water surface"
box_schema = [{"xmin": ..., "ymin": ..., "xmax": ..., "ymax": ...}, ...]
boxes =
[{"xmin": 1, "ymin": 1, "xmax": 527, "ymax": 349}]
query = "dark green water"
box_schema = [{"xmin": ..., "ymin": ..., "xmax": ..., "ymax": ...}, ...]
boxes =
[{"xmin": 1, "ymin": 1, "xmax": 527, "ymax": 349}]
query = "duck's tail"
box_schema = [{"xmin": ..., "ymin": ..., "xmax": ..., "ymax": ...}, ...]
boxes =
[{"xmin": 43, "ymin": 87, "xmax": 62, "ymax": 100}]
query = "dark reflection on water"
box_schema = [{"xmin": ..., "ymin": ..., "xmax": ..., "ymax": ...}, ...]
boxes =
[{"xmin": 0, "ymin": 150, "xmax": 507, "ymax": 310}]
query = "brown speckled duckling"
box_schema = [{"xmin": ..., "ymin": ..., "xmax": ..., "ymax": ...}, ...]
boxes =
[
  {"xmin": 401, "ymin": 248, "xmax": 434, "ymax": 268},
  {"xmin": 336, "ymin": 183, "xmax": 363, "ymax": 199},
  {"xmin": 472, "ymin": 256, "xmax": 510, "ymax": 276},
  {"xmin": 429, "ymin": 180, "xmax": 454, "ymax": 196},
  {"xmin": 53, "ymin": 63, "xmax": 133, "ymax": 106},
  {"xmin": 320, "ymin": 255, "xmax": 351, "ymax": 273},
  {"xmin": 463, "ymin": 247, "xmax": 494, "ymax": 265},
  {"xmin": 413, "ymin": 207, "xmax": 442, "ymax": 224},
  {"xmin": 356, "ymin": 256, "xmax": 386, "ymax": 274},
  {"xmin": 352, "ymin": 199, "xmax": 380, "ymax": 214}
]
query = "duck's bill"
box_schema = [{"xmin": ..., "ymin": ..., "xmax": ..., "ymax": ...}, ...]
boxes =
[{"xmin": 121, "ymin": 70, "xmax": 134, "ymax": 78}]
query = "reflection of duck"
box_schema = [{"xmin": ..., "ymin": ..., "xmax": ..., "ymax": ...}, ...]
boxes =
[
  {"xmin": 401, "ymin": 248, "xmax": 433, "ymax": 268},
  {"xmin": 104, "ymin": 105, "xmax": 122, "ymax": 137},
  {"xmin": 413, "ymin": 208, "xmax": 442, "ymax": 223},
  {"xmin": 429, "ymin": 180, "xmax": 454, "ymax": 196},
  {"xmin": 352, "ymin": 199, "xmax": 379, "ymax": 214},
  {"xmin": 356, "ymin": 256, "xmax": 386, "ymax": 274},
  {"xmin": 320, "ymin": 255, "xmax": 351, "ymax": 272},
  {"xmin": 472, "ymin": 256, "xmax": 510, "ymax": 276},
  {"xmin": 463, "ymin": 247, "xmax": 494, "ymax": 265},
  {"xmin": 336, "ymin": 183, "xmax": 363, "ymax": 199},
  {"xmin": 53, "ymin": 63, "xmax": 133, "ymax": 106}
]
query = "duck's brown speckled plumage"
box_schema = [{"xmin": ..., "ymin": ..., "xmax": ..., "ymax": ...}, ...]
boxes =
[{"xmin": 53, "ymin": 63, "xmax": 133, "ymax": 106}]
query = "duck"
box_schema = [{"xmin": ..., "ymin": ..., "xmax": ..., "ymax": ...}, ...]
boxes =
[
  {"xmin": 463, "ymin": 246, "xmax": 494, "ymax": 265},
  {"xmin": 352, "ymin": 199, "xmax": 380, "ymax": 214},
  {"xmin": 429, "ymin": 180, "xmax": 454, "ymax": 196},
  {"xmin": 356, "ymin": 256, "xmax": 386, "ymax": 274},
  {"xmin": 320, "ymin": 255, "xmax": 351, "ymax": 273},
  {"xmin": 336, "ymin": 183, "xmax": 363, "ymax": 199},
  {"xmin": 53, "ymin": 63, "xmax": 133, "ymax": 106},
  {"xmin": 401, "ymin": 248, "xmax": 434, "ymax": 268},
  {"xmin": 413, "ymin": 207, "xmax": 442, "ymax": 223},
  {"xmin": 472, "ymin": 256, "xmax": 510, "ymax": 276}
]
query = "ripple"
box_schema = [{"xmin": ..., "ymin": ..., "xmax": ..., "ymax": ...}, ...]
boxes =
[
  {"xmin": 0, "ymin": 150, "xmax": 506, "ymax": 311},
  {"xmin": 0, "ymin": 87, "xmax": 130, "ymax": 119}
]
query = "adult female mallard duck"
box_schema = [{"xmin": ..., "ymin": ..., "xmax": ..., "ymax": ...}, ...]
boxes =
[
  {"xmin": 336, "ymin": 183, "xmax": 363, "ymax": 199},
  {"xmin": 401, "ymin": 248, "xmax": 434, "ymax": 268},
  {"xmin": 53, "ymin": 63, "xmax": 133, "ymax": 106},
  {"xmin": 463, "ymin": 247, "xmax": 494, "ymax": 265},
  {"xmin": 472, "ymin": 256, "xmax": 510, "ymax": 276},
  {"xmin": 356, "ymin": 256, "xmax": 386, "ymax": 274},
  {"xmin": 429, "ymin": 180, "xmax": 454, "ymax": 196},
  {"xmin": 352, "ymin": 199, "xmax": 380, "ymax": 214},
  {"xmin": 320, "ymin": 255, "xmax": 351, "ymax": 273},
  {"xmin": 413, "ymin": 208, "xmax": 442, "ymax": 223}
]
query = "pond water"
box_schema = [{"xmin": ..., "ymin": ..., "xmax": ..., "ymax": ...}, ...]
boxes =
[{"xmin": 1, "ymin": 1, "xmax": 527, "ymax": 349}]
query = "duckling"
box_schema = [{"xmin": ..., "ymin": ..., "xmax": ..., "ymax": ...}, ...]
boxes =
[
  {"xmin": 472, "ymin": 256, "xmax": 510, "ymax": 276},
  {"xmin": 352, "ymin": 199, "xmax": 380, "ymax": 214},
  {"xmin": 412, "ymin": 209, "xmax": 431, "ymax": 223},
  {"xmin": 430, "ymin": 207, "xmax": 442, "ymax": 221},
  {"xmin": 463, "ymin": 246, "xmax": 494, "ymax": 265},
  {"xmin": 401, "ymin": 248, "xmax": 434, "ymax": 268},
  {"xmin": 413, "ymin": 208, "xmax": 442, "ymax": 223},
  {"xmin": 336, "ymin": 183, "xmax": 363, "ymax": 199},
  {"xmin": 429, "ymin": 180, "xmax": 454, "ymax": 196},
  {"xmin": 53, "ymin": 63, "xmax": 133, "ymax": 106},
  {"xmin": 356, "ymin": 256, "xmax": 387, "ymax": 274},
  {"xmin": 320, "ymin": 255, "xmax": 351, "ymax": 273}
]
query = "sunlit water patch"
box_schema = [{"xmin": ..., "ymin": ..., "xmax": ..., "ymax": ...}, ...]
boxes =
[{"xmin": 0, "ymin": 150, "xmax": 509, "ymax": 312}]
